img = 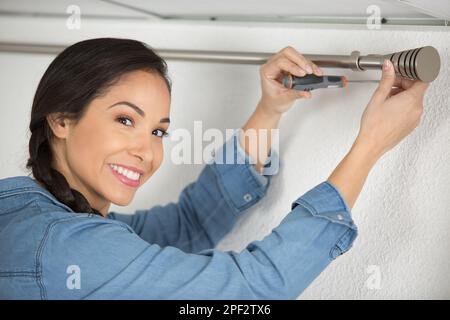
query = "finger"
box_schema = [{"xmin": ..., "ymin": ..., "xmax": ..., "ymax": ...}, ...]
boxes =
[
  {"xmin": 262, "ymin": 58, "xmax": 306, "ymax": 83},
  {"xmin": 304, "ymin": 91, "xmax": 312, "ymax": 99},
  {"xmin": 290, "ymin": 89, "xmax": 312, "ymax": 100},
  {"xmin": 373, "ymin": 59, "xmax": 396, "ymax": 103},
  {"xmin": 376, "ymin": 74, "xmax": 414, "ymax": 89},
  {"xmin": 393, "ymin": 76, "xmax": 414, "ymax": 90},
  {"xmin": 409, "ymin": 80, "xmax": 429, "ymax": 97},
  {"xmin": 283, "ymin": 46, "xmax": 314, "ymax": 74},
  {"xmin": 387, "ymin": 87, "xmax": 404, "ymax": 98},
  {"xmin": 299, "ymin": 90, "xmax": 312, "ymax": 99},
  {"xmin": 282, "ymin": 46, "xmax": 322, "ymax": 76},
  {"xmin": 276, "ymin": 57, "xmax": 309, "ymax": 79},
  {"xmin": 311, "ymin": 63, "xmax": 323, "ymax": 76}
]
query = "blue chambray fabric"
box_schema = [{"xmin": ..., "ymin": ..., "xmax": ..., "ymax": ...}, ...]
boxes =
[{"xmin": 0, "ymin": 130, "xmax": 357, "ymax": 299}]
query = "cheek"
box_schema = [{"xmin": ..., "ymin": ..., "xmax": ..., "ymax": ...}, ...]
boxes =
[
  {"xmin": 155, "ymin": 143, "xmax": 164, "ymax": 168},
  {"xmin": 147, "ymin": 141, "xmax": 164, "ymax": 178},
  {"xmin": 67, "ymin": 122, "xmax": 125, "ymax": 177}
]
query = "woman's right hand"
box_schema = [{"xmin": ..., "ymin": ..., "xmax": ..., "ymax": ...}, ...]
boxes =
[{"xmin": 356, "ymin": 59, "xmax": 430, "ymax": 158}]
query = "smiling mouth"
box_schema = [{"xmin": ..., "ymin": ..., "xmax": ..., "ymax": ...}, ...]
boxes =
[{"xmin": 108, "ymin": 164, "xmax": 142, "ymax": 188}]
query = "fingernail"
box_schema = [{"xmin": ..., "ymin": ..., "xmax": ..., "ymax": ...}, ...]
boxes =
[
  {"xmin": 306, "ymin": 66, "xmax": 313, "ymax": 74},
  {"xmin": 383, "ymin": 59, "xmax": 391, "ymax": 71}
]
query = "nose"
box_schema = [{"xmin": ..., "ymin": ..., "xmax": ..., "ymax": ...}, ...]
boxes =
[{"xmin": 130, "ymin": 131, "xmax": 155, "ymax": 166}]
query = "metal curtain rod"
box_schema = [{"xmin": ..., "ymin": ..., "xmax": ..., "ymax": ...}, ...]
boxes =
[{"xmin": 0, "ymin": 42, "xmax": 441, "ymax": 82}]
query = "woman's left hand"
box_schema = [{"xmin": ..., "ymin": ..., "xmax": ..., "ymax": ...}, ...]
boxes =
[{"xmin": 258, "ymin": 46, "xmax": 323, "ymax": 116}]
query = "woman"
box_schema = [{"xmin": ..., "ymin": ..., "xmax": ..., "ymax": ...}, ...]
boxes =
[{"xmin": 0, "ymin": 38, "xmax": 428, "ymax": 299}]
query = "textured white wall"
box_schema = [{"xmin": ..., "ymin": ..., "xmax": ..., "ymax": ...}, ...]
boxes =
[{"xmin": 0, "ymin": 16, "xmax": 449, "ymax": 299}]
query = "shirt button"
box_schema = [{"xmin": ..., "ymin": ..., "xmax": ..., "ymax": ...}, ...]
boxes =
[
  {"xmin": 243, "ymin": 193, "xmax": 253, "ymax": 202},
  {"xmin": 337, "ymin": 214, "xmax": 344, "ymax": 221}
]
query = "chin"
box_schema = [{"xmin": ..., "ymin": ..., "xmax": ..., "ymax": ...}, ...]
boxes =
[
  {"xmin": 110, "ymin": 196, "xmax": 133, "ymax": 207},
  {"xmin": 106, "ymin": 188, "xmax": 135, "ymax": 207}
]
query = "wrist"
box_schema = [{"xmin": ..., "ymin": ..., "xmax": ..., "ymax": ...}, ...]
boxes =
[
  {"xmin": 327, "ymin": 138, "xmax": 380, "ymax": 210},
  {"xmin": 351, "ymin": 137, "xmax": 383, "ymax": 167},
  {"xmin": 256, "ymin": 99, "xmax": 283, "ymax": 119}
]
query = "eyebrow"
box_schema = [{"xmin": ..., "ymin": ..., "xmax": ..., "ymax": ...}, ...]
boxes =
[{"xmin": 108, "ymin": 101, "xmax": 170, "ymax": 123}]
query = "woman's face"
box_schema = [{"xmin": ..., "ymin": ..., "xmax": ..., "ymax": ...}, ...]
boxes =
[{"xmin": 49, "ymin": 70, "xmax": 171, "ymax": 215}]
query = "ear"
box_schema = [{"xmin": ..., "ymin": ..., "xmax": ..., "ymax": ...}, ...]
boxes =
[{"xmin": 46, "ymin": 113, "xmax": 72, "ymax": 139}]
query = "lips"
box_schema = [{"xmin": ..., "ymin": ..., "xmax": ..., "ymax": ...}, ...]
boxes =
[
  {"xmin": 109, "ymin": 164, "xmax": 141, "ymax": 188},
  {"xmin": 110, "ymin": 163, "xmax": 145, "ymax": 175}
]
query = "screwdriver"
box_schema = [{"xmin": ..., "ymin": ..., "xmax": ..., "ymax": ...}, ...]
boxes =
[{"xmin": 282, "ymin": 74, "xmax": 380, "ymax": 91}]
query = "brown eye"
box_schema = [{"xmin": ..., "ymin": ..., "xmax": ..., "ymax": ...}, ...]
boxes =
[
  {"xmin": 152, "ymin": 129, "xmax": 169, "ymax": 138},
  {"xmin": 116, "ymin": 116, "xmax": 134, "ymax": 127}
]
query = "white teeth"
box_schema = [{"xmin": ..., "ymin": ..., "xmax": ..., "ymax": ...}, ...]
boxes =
[{"xmin": 110, "ymin": 164, "xmax": 141, "ymax": 181}]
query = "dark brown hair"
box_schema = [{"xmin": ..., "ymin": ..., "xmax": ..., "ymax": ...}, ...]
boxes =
[{"xmin": 26, "ymin": 38, "xmax": 171, "ymax": 216}]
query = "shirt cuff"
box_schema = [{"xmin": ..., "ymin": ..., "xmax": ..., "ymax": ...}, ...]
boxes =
[
  {"xmin": 207, "ymin": 129, "xmax": 276, "ymax": 212},
  {"xmin": 291, "ymin": 181, "xmax": 358, "ymax": 259},
  {"xmin": 235, "ymin": 129, "xmax": 281, "ymax": 179},
  {"xmin": 291, "ymin": 181, "xmax": 356, "ymax": 230}
]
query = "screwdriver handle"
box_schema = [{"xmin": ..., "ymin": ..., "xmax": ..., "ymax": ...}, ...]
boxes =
[{"xmin": 282, "ymin": 74, "xmax": 347, "ymax": 91}]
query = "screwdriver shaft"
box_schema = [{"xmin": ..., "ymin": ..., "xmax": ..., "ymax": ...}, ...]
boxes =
[
  {"xmin": 347, "ymin": 79, "xmax": 400, "ymax": 88},
  {"xmin": 346, "ymin": 80, "xmax": 379, "ymax": 83}
]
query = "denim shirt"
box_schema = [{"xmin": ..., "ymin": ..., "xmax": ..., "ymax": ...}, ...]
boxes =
[{"xmin": 0, "ymin": 130, "xmax": 358, "ymax": 299}]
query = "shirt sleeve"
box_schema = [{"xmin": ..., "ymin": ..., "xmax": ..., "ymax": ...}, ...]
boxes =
[
  {"xmin": 41, "ymin": 181, "xmax": 358, "ymax": 300},
  {"xmin": 107, "ymin": 129, "xmax": 279, "ymax": 253}
]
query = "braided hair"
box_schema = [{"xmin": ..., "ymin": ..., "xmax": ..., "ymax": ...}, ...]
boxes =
[{"xmin": 26, "ymin": 38, "xmax": 172, "ymax": 216}]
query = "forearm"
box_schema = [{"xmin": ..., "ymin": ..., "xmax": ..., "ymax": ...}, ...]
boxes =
[
  {"xmin": 240, "ymin": 100, "xmax": 282, "ymax": 173},
  {"xmin": 327, "ymin": 138, "xmax": 382, "ymax": 210},
  {"xmin": 241, "ymin": 99, "xmax": 381, "ymax": 209}
]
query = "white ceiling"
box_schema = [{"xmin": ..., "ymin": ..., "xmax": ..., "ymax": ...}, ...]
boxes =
[
  {"xmin": 395, "ymin": 0, "xmax": 450, "ymax": 20},
  {"xmin": 0, "ymin": 0, "xmax": 448, "ymax": 23},
  {"xmin": 0, "ymin": 0, "xmax": 148, "ymax": 18}
]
